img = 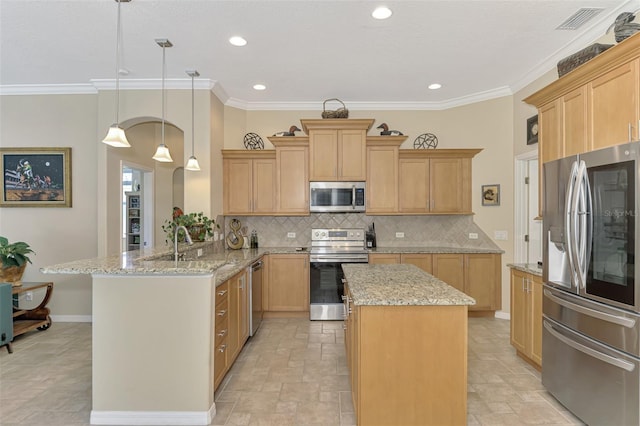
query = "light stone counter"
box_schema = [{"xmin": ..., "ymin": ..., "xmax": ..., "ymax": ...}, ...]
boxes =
[
  {"xmin": 342, "ymin": 263, "xmax": 475, "ymax": 306},
  {"xmin": 369, "ymin": 246, "xmax": 503, "ymax": 254},
  {"xmin": 507, "ymin": 262, "xmax": 543, "ymax": 276}
]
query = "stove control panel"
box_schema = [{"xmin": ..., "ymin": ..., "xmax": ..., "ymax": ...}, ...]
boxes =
[{"xmin": 311, "ymin": 228, "xmax": 365, "ymax": 242}]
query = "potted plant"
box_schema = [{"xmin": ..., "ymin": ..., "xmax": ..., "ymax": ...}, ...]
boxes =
[
  {"xmin": 162, "ymin": 210, "xmax": 219, "ymax": 243},
  {"xmin": 0, "ymin": 236, "xmax": 35, "ymax": 286}
]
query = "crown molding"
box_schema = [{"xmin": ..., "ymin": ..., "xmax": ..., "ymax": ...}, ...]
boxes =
[
  {"xmin": 90, "ymin": 78, "xmax": 215, "ymax": 91},
  {"xmin": 0, "ymin": 84, "xmax": 97, "ymax": 95}
]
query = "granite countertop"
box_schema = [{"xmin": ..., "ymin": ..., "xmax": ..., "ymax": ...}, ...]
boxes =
[
  {"xmin": 342, "ymin": 264, "xmax": 475, "ymax": 306},
  {"xmin": 41, "ymin": 242, "xmax": 308, "ymax": 279},
  {"xmin": 508, "ymin": 263, "xmax": 543, "ymax": 276},
  {"xmin": 369, "ymin": 246, "xmax": 504, "ymax": 254}
]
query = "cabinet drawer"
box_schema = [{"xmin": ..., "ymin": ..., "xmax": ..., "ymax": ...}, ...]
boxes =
[
  {"xmin": 215, "ymin": 299, "xmax": 228, "ymax": 322},
  {"xmin": 215, "ymin": 317, "xmax": 229, "ymax": 347},
  {"xmin": 216, "ymin": 283, "xmax": 229, "ymax": 304},
  {"xmin": 214, "ymin": 342, "xmax": 228, "ymax": 383}
]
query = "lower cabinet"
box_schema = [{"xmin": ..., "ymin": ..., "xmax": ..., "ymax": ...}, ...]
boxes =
[
  {"xmin": 344, "ymin": 283, "xmax": 468, "ymax": 425},
  {"xmin": 367, "ymin": 253, "xmax": 400, "ymax": 264},
  {"xmin": 264, "ymin": 254, "xmax": 309, "ymax": 313},
  {"xmin": 510, "ymin": 268, "xmax": 543, "ymax": 368},
  {"xmin": 213, "ymin": 268, "xmax": 250, "ymax": 391},
  {"xmin": 432, "ymin": 253, "xmax": 501, "ymax": 312}
]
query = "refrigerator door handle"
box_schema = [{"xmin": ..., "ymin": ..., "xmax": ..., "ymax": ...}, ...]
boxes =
[
  {"xmin": 573, "ymin": 160, "xmax": 590, "ymax": 289},
  {"xmin": 544, "ymin": 321, "xmax": 635, "ymax": 372},
  {"xmin": 566, "ymin": 160, "xmax": 580, "ymax": 286},
  {"xmin": 544, "ymin": 289, "xmax": 636, "ymax": 328}
]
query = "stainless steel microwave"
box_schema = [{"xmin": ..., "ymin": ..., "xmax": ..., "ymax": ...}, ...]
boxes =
[{"xmin": 309, "ymin": 182, "xmax": 365, "ymax": 213}]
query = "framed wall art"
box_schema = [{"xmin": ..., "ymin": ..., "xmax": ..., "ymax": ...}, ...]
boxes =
[
  {"xmin": 481, "ymin": 184, "xmax": 500, "ymax": 206},
  {"xmin": 0, "ymin": 147, "xmax": 72, "ymax": 207},
  {"xmin": 526, "ymin": 115, "xmax": 539, "ymax": 145}
]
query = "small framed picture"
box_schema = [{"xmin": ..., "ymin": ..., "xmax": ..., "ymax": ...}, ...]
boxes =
[
  {"xmin": 526, "ymin": 115, "xmax": 539, "ymax": 145},
  {"xmin": 482, "ymin": 184, "xmax": 500, "ymax": 206},
  {"xmin": 0, "ymin": 147, "xmax": 72, "ymax": 207}
]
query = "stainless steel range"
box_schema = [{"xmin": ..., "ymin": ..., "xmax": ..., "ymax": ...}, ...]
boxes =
[{"xmin": 309, "ymin": 228, "xmax": 368, "ymax": 320}]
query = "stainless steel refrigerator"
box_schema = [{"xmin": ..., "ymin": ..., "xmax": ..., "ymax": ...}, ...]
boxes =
[{"xmin": 543, "ymin": 141, "xmax": 640, "ymax": 426}]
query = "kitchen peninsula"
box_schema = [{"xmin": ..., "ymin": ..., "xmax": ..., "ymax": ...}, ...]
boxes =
[
  {"xmin": 342, "ymin": 263, "xmax": 475, "ymax": 426},
  {"xmin": 41, "ymin": 243, "xmax": 267, "ymax": 426}
]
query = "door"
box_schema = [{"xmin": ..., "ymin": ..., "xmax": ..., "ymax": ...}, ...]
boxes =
[{"xmin": 583, "ymin": 143, "xmax": 638, "ymax": 310}]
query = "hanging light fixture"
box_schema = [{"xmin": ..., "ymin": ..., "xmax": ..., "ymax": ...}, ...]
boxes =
[
  {"xmin": 102, "ymin": 0, "xmax": 131, "ymax": 148},
  {"xmin": 185, "ymin": 70, "xmax": 201, "ymax": 171},
  {"xmin": 152, "ymin": 38, "xmax": 174, "ymax": 162}
]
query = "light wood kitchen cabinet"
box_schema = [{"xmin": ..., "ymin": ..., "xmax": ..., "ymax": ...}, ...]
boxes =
[
  {"xmin": 264, "ymin": 254, "xmax": 309, "ymax": 313},
  {"xmin": 213, "ymin": 269, "xmax": 251, "ymax": 390},
  {"xmin": 525, "ymin": 33, "xmax": 640, "ymax": 217},
  {"xmin": 398, "ymin": 150, "xmax": 480, "ymax": 214},
  {"xmin": 510, "ymin": 268, "xmax": 543, "ymax": 368},
  {"xmin": 432, "ymin": 253, "xmax": 501, "ymax": 312},
  {"xmin": 301, "ymin": 119, "xmax": 374, "ymax": 181},
  {"xmin": 400, "ymin": 253, "xmax": 433, "ymax": 274},
  {"xmin": 269, "ymin": 138, "xmax": 309, "ymax": 215},
  {"xmin": 365, "ymin": 137, "xmax": 405, "ymax": 214},
  {"xmin": 367, "ymin": 253, "xmax": 400, "ymax": 264},
  {"xmin": 222, "ymin": 150, "xmax": 276, "ymax": 215}
]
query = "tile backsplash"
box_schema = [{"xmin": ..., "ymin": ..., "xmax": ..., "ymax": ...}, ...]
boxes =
[{"xmin": 222, "ymin": 214, "xmax": 498, "ymax": 249}]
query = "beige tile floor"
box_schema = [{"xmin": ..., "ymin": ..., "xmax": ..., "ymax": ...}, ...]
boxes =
[{"xmin": 0, "ymin": 317, "xmax": 583, "ymax": 426}]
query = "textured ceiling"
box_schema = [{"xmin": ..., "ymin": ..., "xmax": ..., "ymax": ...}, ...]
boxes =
[{"xmin": 0, "ymin": 0, "xmax": 637, "ymax": 108}]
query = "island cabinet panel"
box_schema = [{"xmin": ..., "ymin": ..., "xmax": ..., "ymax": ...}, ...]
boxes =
[
  {"xmin": 510, "ymin": 268, "xmax": 543, "ymax": 368},
  {"xmin": 213, "ymin": 281, "xmax": 230, "ymax": 390},
  {"xmin": 350, "ymin": 304, "xmax": 468, "ymax": 426},
  {"xmin": 432, "ymin": 253, "xmax": 502, "ymax": 312},
  {"xmin": 222, "ymin": 150, "xmax": 276, "ymax": 215},
  {"xmin": 264, "ymin": 254, "xmax": 309, "ymax": 313}
]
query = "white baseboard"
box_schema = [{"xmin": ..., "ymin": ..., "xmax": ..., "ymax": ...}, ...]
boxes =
[
  {"xmin": 50, "ymin": 314, "xmax": 92, "ymax": 323},
  {"xmin": 90, "ymin": 404, "xmax": 216, "ymax": 425},
  {"xmin": 494, "ymin": 311, "xmax": 510, "ymax": 321}
]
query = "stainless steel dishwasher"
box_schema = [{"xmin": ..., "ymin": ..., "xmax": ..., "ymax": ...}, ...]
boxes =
[{"xmin": 249, "ymin": 259, "xmax": 263, "ymax": 336}]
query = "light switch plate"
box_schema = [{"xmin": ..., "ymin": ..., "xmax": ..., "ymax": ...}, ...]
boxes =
[{"xmin": 494, "ymin": 230, "xmax": 508, "ymax": 241}]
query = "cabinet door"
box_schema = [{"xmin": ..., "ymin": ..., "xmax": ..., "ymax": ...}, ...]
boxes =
[
  {"xmin": 432, "ymin": 254, "xmax": 464, "ymax": 292},
  {"xmin": 401, "ymin": 253, "xmax": 433, "ymax": 274},
  {"xmin": 267, "ymin": 254, "xmax": 309, "ymax": 311},
  {"xmin": 366, "ymin": 146, "xmax": 398, "ymax": 213},
  {"xmin": 562, "ymin": 86, "xmax": 589, "ymax": 156},
  {"xmin": 309, "ymin": 130, "xmax": 338, "ymax": 181},
  {"xmin": 589, "ymin": 60, "xmax": 640, "ymax": 150},
  {"xmin": 253, "ymin": 159, "xmax": 276, "ymax": 213},
  {"xmin": 277, "ymin": 146, "xmax": 309, "ymax": 214},
  {"xmin": 368, "ymin": 253, "xmax": 401, "ymax": 264},
  {"xmin": 227, "ymin": 273, "xmax": 240, "ymax": 359},
  {"xmin": 538, "ymin": 99, "xmax": 563, "ymax": 217},
  {"xmin": 530, "ymin": 274, "xmax": 543, "ymax": 366},
  {"xmin": 465, "ymin": 254, "xmax": 500, "ymax": 311},
  {"xmin": 398, "ymin": 158, "xmax": 429, "ymax": 213},
  {"xmin": 338, "ymin": 130, "xmax": 366, "ymax": 181},
  {"xmin": 430, "ymin": 158, "xmax": 467, "ymax": 213},
  {"xmin": 510, "ymin": 269, "xmax": 527, "ymax": 354},
  {"xmin": 223, "ymin": 158, "xmax": 252, "ymax": 214}
]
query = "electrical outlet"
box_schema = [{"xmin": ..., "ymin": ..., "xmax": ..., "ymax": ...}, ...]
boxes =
[
  {"xmin": 468, "ymin": 233, "xmax": 479, "ymax": 240},
  {"xmin": 395, "ymin": 232, "xmax": 405, "ymax": 238},
  {"xmin": 287, "ymin": 232, "xmax": 296, "ymax": 238},
  {"xmin": 197, "ymin": 248, "xmax": 203, "ymax": 257},
  {"xmin": 213, "ymin": 232, "xmax": 219, "ymax": 241},
  {"xmin": 494, "ymin": 230, "xmax": 508, "ymax": 241},
  {"xmin": 25, "ymin": 291, "xmax": 33, "ymax": 301}
]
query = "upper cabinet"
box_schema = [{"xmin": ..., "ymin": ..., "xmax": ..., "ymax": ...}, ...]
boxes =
[
  {"xmin": 398, "ymin": 150, "xmax": 480, "ymax": 214},
  {"xmin": 524, "ymin": 33, "xmax": 640, "ymax": 217},
  {"xmin": 366, "ymin": 136, "xmax": 405, "ymax": 214},
  {"xmin": 269, "ymin": 137, "xmax": 310, "ymax": 215},
  {"xmin": 222, "ymin": 150, "xmax": 276, "ymax": 215},
  {"xmin": 301, "ymin": 119, "xmax": 374, "ymax": 181}
]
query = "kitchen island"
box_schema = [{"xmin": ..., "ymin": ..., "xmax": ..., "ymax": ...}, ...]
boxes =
[
  {"xmin": 342, "ymin": 263, "xmax": 475, "ymax": 426},
  {"xmin": 41, "ymin": 243, "xmax": 279, "ymax": 426}
]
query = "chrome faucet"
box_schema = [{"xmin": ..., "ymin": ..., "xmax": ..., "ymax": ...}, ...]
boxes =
[{"xmin": 174, "ymin": 225, "xmax": 193, "ymax": 261}]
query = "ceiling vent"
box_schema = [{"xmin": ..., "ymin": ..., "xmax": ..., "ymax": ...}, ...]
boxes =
[{"xmin": 556, "ymin": 8, "xmax": 604, "ymax": 30}]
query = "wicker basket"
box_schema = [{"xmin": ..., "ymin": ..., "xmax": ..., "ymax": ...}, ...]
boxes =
[
  {"xmin": 321, "ymin": 98, "xmax": 349, "ymax": 119},
  {"xmin": 557, "ymin": 43, "xmax": 613, "ymax": 77}
]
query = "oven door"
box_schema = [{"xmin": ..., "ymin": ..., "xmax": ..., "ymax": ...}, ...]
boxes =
[
  {"xmin": 582, "ymin": 142, "xmax": 639, "ymax": 311},
  {"xmin": 309, "ymin": 256, "xmax": 367, "ymax": 320}
]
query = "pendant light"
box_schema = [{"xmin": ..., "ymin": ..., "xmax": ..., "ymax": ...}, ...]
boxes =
[
  {"xmin": 102, "ymin": 0, "xmax": 131, "ymax": 148},
  {"xmin": 152, "ymin": 38, "xmax": 174, "ymax": 162},
  {"xmin": 185, "ymin": 70, "xmax": 201, "ymax": 171}
]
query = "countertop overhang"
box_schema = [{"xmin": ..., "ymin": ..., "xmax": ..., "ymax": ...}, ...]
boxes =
[{"xmin": 342, "ymin": 263, "xmax": 476, "ymax": 306}]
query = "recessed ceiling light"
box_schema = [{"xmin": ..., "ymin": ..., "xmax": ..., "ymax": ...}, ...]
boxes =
[
  {"xmin": 428, "ymin": 83, "xmax": 442, "ymax": 90},
  {"xmin": 253, "ymin": 84, "xmax": 266, "ymax": 91},
  {"xmin": 372, "ymin": 6, "xmax": 392, "ymax": 20},
  {"xmin": 229, "ymin": 36, "xmax": 247, "ymax": 46}
]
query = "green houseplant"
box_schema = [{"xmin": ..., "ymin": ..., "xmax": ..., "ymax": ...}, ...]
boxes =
[
  {"xmin": 0, "ymin": 236, "xmax": 35, "ymax": 285},
  {"xmin": 162, "ymin": 210, "xmax": 219, "ymax": 243}
]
